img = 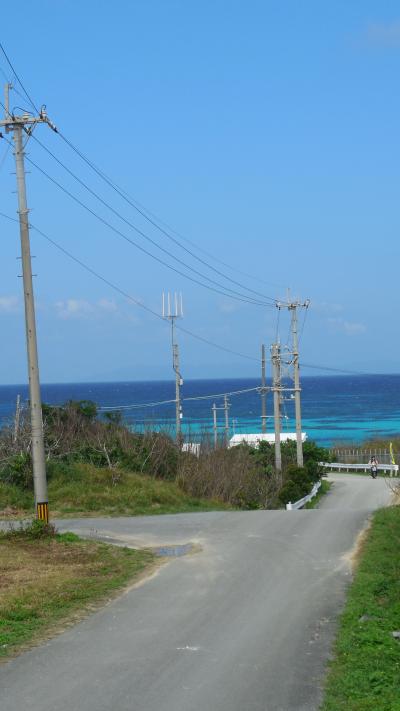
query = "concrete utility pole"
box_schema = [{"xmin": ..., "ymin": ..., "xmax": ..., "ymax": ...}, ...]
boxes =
[
  {"xmin": 212, "ymin": 403, "xmax": 218, "ymax": 449},
  {"xmin": 261, "ymin": 344, "xmax": 267, "ymax": 433},
  {"xmin": 224, "ymin": 395, "xmax": 230, "ymax": 446},
  {"xmin": 163, "ymin": 292, "xmax": 183, "ymax": 443},
  {"xmin": 290, "ymin": 303, "xmax": 303, "ymax": 466},
  {"xmin": 271, "ymin": 342, "xmax": 282, "ymax": 473},
  {"xmin": 13, "ymin": 394, "xmax": 21, "ymax": 443},
  {"xmin": 0, "ymin": 84, "xmax": 55, "ymax": 522},
  {"xmin": 275, "ymin": 297, "xmax": 310, "ymax": 467}
]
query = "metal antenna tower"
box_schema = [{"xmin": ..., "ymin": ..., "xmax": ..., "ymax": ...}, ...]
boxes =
[
  {"xmin": 163, "ymin": 292, "xmax": 184, "ymax": 442},
  {"xmin": 1, "ymin": 84, "xmax": 56, "ymax": 522}
]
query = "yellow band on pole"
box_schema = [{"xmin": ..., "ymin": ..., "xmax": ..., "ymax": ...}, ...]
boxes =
[{"xmin": 37, "ymin": 502, "xmax": 49, "ymax": 523}]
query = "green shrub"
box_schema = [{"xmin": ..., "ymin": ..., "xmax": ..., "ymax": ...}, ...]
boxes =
[
  {"xmin": 0, "ymin": 453, "xmax": 33, "ymax": 490},
  {"xmin": 303, "ymin": 441, "xmax": 331, "ymax": 465},
  {"xmin": 1, "ymin": 518, "xmax": 57, "ymax": 540},
  {"xmin": 278, "ymin": 465, "xmax": 313, "ymax": 504}
]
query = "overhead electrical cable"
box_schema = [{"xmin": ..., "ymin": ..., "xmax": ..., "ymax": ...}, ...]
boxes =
[
  {"xmin": 0, "ymin": 210, "xmax": 260, "ymax": 362},
  {"xmin": 54, "ymin": 131, "xmax": 278, "ymax": 300},
  {"xmin": 0, "ymin": 47, "xmax": 292, "ymax": 297},
  {"xmin": 0, "ymin": 141, "xmax": 10, "ymax": 170},
  {"xmin": 300, "ymin": 362, "xmax": 366, "ymax": 375},
  {"xmin": 0, "ymin": 43, "xmax": 40, "ymax": 114},
  {"xmin": 0, "ymin": 218, "xmax": 367, "ymax": 377},
  {"xmin": 0, "ymin": 134, "xmax": 268, "ymax": 308},
  {"xmin": 298, "ymin": 307, "xmax": 308, "ymax": 345},
  {"xmin": 28, "ymin": 133, "xmax": 274, "ymax": 306},
  {"xmin": 55, "ymin": 129, "xmax": 286, "ymax": 293},
  {"xmin": 0, "ymin": 65, "xmax": 10, "ymax": 84},
  {"xmin": 98, "ymin": 386, "xmax": 261, "ymax": 411}
]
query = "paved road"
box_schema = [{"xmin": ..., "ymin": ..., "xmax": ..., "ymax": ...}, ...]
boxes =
[{"xmin": 0, "ymin": 474, "xmax": 393, "ymax": 711}]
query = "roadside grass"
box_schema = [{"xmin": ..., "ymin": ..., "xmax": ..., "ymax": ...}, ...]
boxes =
[
  {"xmin": 0, "ymin": 462, "xmax": 232, "ymax": 518},
  {"xmin": 0, "ymin": 521, "xmax": 155, "ymax": 659},
  {"xmin": 304, "ymin": 479, "xmax": 331, "ymax": 509},
  {"xmin": 321, "ymin": 506, "xmax": 400, "ymax": 711}
]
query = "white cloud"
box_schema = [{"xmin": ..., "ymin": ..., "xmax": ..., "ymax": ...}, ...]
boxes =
[
  {"xmin": 327, "ymin": 317, "xmax": 366, "ymax": 336},
  {"xmin": 55, "ymin": 299, "xmax": 95, "ymax": 319},
  {"xmin": 218, "ymin": 300, "xmax": 239, "ymax": 314},
  {"xmin": 363, "ymin": 21, "xmax": 400, "ymax": 48},
  {"xmin": 313, "ymin": 301, "xmax": 343, "ymax": 315},
  {"xmin": 98, "ymin": 298, "xmax": 118, "ymax": 313},
  {"xmin": 343, "ymin": 320, "xmax": 366, "ymax": 335},
  {"xmin": 55, "ymin": 298, "xmax": 120, "ymax": 320},
  {"xmin": 0, "ymin": 296, "xmax": 19, "ymax": 313}
]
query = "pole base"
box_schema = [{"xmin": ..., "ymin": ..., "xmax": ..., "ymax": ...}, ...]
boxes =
[{"xmin": 36, "ymin": 502, "xmax": 49, "ymax": 523}]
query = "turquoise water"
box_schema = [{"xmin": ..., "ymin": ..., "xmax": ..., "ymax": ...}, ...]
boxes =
[{"xmin": 0, "ymin": 374, "xmax": 399, "ymax": 446}]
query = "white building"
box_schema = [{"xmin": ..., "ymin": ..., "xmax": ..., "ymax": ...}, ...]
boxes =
[{"xmin": 229, "ymin": 432, "xmax": 307, "ymax": 449}]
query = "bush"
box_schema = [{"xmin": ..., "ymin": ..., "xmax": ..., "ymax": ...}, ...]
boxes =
[
  {"xmin": 303, "ymin": 441, "xmax": 331, "ymax": 465},
  {"xmin": 1, "ymin": 518, "xmax": 57, "ymax": 540},
  {"xmin": 0, "ymin": 453, "xmax": 33, "ymax": 490},
  {"xmin": 278, "ymin": 465, "xmax": 313, "ymax": 505},
  {"xmin": 178, "ymin": 444, "xmax": 278, "ymax": 509}
]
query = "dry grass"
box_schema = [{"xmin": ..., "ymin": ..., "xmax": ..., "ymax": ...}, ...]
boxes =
[
  {"xmin": 0, "ymin": 463, "xmax": 231, "ymax": 518},
  {"xmin": 0, "ymin": 532, "xmax": 155, "ymax": 660}
]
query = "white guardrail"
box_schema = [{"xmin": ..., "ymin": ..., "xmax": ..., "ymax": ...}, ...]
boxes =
[
  {"xmin": 286, "ymin": 480, "xmax": 321, "ymax": 511},
  {"xmin": 286, "ymin": 460, "xmax": 399, "ymax": 511},
  {"xmin": 320, "ymin": 462, "xmax": 399, "ymax": 476}
]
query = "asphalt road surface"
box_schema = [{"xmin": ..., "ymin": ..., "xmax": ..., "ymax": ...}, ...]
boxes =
[{"xmin": 0, "ymin": 474, "xmax": 393, "ymax": 711}]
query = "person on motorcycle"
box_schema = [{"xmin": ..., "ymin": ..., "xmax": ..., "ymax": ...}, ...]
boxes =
[{"xmin": 369, "ymin": 455, "xmax": 378, "ymax": 479}]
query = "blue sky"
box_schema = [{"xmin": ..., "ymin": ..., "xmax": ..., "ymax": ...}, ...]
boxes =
[{"xmin": 1, "ymin": 1, "xmax": 400, "ymax": 383}]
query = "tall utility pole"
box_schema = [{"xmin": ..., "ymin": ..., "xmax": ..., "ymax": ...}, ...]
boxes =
[
  {"xmin": 212, "ymin": 403, "xmax": 218, "ymax": 449},
  {"xmin": 271, "ymin": 342, "xmax": 282, "ymax": 473},
  {"xmin": 261, "ymin": 344, "xmax": 267, "ymax": 433},
  {"xmin": 1, "ymin": 85, "xmax": 55, "ymax": 522},
  {"xmin": 290, "ymin": 303, "xmax": 303, "ymax": 466},
  {"xmin": 224, "ymin": 395, "xmax": 230, "ymax": 446},
  {"xmin": 275, "ymin": 297, "xmax": 310, "ymax": 467},
  {"xmin": 13, "ymin": 394, "xmax": 21, "ymax": 443},
  {"xmin": 163, "ymin": 292, "xmax": 183, "ymax": 443}
]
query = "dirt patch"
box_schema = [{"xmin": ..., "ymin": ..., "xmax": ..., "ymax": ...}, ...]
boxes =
[{"xmin": 342, "ymin": 521, "xmax": 371, "ymax": 574}]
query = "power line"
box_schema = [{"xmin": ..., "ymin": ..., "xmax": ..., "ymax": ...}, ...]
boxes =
[
  {"xmin": 28, "ymin": 132, "xmax": 274, "ymax": 306},
  {"xmin": 0, "ymin": 47, "xmax": 287, "ymax": 295},
  {"xmin": 298, "ymin": 306, "xmax": 308, "ymax": 345},
  {"xmin": 301, "ymin": 362, "xmax": 367, "ymax": 375},
  {"xmin": 98, "ymin": 386, "xmax": 261, "ymax": 411},
  {"xmin": 56, "ymin": 129, "xmax": 285, "ymax": 294},
  {"xmin": 0, "ymin": 43, "xmax": 40, "ymax": 114},
  {"xmin": 0, "ymin": 135, "xmax": 269, "ymax": 308},
  {"xmin": 0, "ymin": 141, "xmax": 10, "ymax": 170},
  {"xmin": 177, "ymin": 325, "xmax": 258, "ymax": 362},
  {"xmin": 0, "ymin": 60, "xmax": 284, "ymax": 304},
  {"xmin": 0, "ymin": 210, "xmax": 370, "ymax": 375},
  {"xmin": 0, "ymin": 48, "xmax": 292, "ymax": 301},
  {"xmin": 0, "ymin": 65, "xmax": 10, "ymax": 84},
  {"xmin": 0, "ymin": 210, "xmax": 261, "ymax": 362}
]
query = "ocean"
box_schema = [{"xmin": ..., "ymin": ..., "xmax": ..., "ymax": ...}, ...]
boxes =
[{"xmin": 0, "ymin": 374, "xmax": 399, "ymax": 446}]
